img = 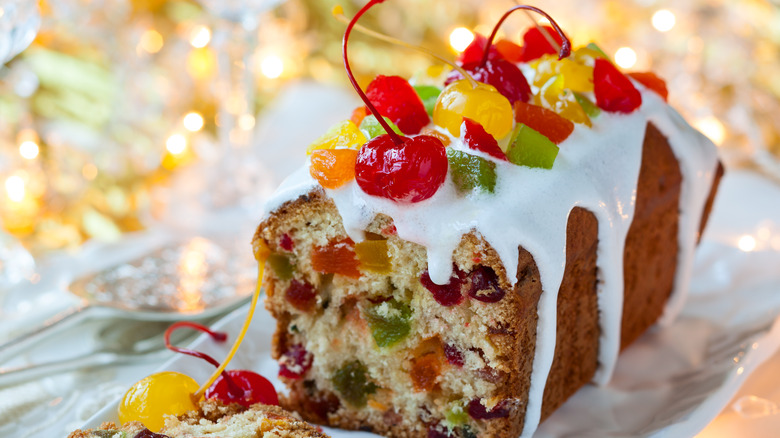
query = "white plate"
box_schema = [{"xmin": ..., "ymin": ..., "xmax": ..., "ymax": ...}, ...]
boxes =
[{"xmin": 83, "ymin": 170, "xmax": 780, "ymax": 437}]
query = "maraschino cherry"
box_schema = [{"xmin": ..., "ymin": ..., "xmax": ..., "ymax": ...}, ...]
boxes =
[{"xmin": 343, "ymin": 0, "xmax": 448, "ymax": 203}]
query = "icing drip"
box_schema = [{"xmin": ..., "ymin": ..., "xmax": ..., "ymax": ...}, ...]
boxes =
[{"xmin": 261, "ymin": 87, "xmax": 719, "ymax": 437}]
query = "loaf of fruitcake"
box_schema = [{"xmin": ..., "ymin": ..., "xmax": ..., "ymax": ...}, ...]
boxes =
[
  {"xmin": 253, "ymin": 4, "xmax": 723, "ymax": 437},
  {"xmin": 69, "ymin": 400, "xmax": 329, "ymax": 438}
]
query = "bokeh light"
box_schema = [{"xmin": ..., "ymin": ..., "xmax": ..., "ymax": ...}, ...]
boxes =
[
  {"xmin": 260, "ymin": 55, "xmax": 284, "ymax": 79},
  {"xmin": 449, "ymin": 27, "xmax": 474, "ymax": 52},
  {"xmin": 166, "ymin": 134, "xmax": 187, "ymax": 155},
  {"xmin": 183, "ymin": 112, "xmax": 204, "ymax": 132},
  {"xmin": 652, "ymin": 10, "xmax": 676, "ymax": 32},
  {"xmin": 190, "ymin": 26, "xmax": 211, "ymax": 49},
  {"xmin": 615, "ymin": 47, "xmax": 637, "ymax": 69},
  {"xmin": 19, "ymin": 141, "xmax": 39, "ymax": 159}
]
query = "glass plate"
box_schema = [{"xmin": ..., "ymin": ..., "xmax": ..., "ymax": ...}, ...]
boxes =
[{"xmin": 82, "ymin": 170, "xmax": 780, "ymax": 437}]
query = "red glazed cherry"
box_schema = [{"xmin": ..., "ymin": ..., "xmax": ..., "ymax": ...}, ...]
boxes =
[
  {"xmin": 467, "ymin": 266, "xmax": 505, "ymax": 303},
  {"xmin": 462, "ymin": 118, "xmax": 507, "ymax": 160},
  {"xmin": 355, "ymin": 134, "xmax": 447, "ymax": 203},
  {"xmin": 520, "ymin": 25, "xmax": 565, "ymax": 62},
  {"xmin": 457, "ymin": 33, "xmax": 500, "ymax": 65},
  {"xmin": 594, "ymin": 59, "xmax": 642, "ymax": 113},
  {"xmin": 278, "ymin": 344, "xmax": 313, "ymax": 379},
  {"xmin": 467, "ymin": 398, "xmax": 510, "ymax": 420},
  {"xmin": 366, "ymin": 75, "xmax": 430, "ymax": 135},
  {"xmin": 285, "ymin": 279, "xmax": 317, "ymax": 312},
  {"xmin": 446, "ymin": 59, "xmax": 531, "ymax": 105},
  {"xmin": 443, "ymin": 344, "xmax": 465, "ymax": 367},
  {"xmin": 205, "ymin": 370, "xmax": 279, "ymax": 407},
  {"xmin": 420, "ymin": 266, "xmax": 466, "ymax": 306}
]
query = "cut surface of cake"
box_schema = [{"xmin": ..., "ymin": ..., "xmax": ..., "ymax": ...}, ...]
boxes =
[
  {"xmin": 253, "ymin": 4, "xmax": 723, "ymax": 438},
  {"xmin": 69, "ymin": 400, "xmax": 329, "ymax": 438}
]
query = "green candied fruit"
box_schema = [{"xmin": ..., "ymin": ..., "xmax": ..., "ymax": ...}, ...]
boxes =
[
  {"xmin": 506, "ymin": 124, "xmax": 560, "ymax": 170},
  {"xmin": 445, "ymin": 403, "xmax": 469, "ymax": 426},
  {"xmin": 359, "ymin": 115, "xmax": 403, "ymax": 139},
  {"xmin": 586, "ymin": 42, "xmax": 609, "ymax": 60},
  {"xmin": 364, "ymin": 299, "xmax": 412, "ymax": 348},
  {"xmin": 446, "ymin": 149, "xmax": 497, "ymax": 195},
  {"xmin": 267, "ymin": 253, "xmax": 294, "ymax": 281},
  {"xmin": 331, "ymin": 360, "xmax": 378, "ymax": 407},
  {"xmin": 574, "ymin": 92, "xmax": 601, "ymax": 119},
  {"xmin": 413, "ymin": 85, "xmax": 443, "ymax": 116}
]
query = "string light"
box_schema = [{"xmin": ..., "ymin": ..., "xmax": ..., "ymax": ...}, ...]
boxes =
[
  {"xmin": 19, "ymin": 141, "xmax": 39, "ymax": 159},
  {"xmin": 449, "ymin": 27, "xmax": 474, "ymax": 52},
  {"xmin": 694, "ymin": 116, "xmax": 726, "ymax": 146},
  {"xmin": 652, "ymin": 10, "xmax": 676, "ymax": 32},
  {"xmin": 139, "ymin": 29, "xmax": 164, "ymax": 54},
  {"xmin": 238, "ymin": 114, "xmax": 255, "ymax": 131},
  {"xmin": 260, "ymin": 55, "xmax": 284, "ymax": 79},
  {"xmin": 614, "ymin": 47, "xmax": 638, "ymax": 69},
  {"xmin": 5, "ymin": 176, "xmax": 25, "ymax": 202},
  {"xmin": 738, "ymin": 235, "xmax": 757, "ymax": 252},
  {"xmin": 189, "ymin": 26, "xmax": 211, "ymax": 49},
  {"xmin": 166, "ymin": 134, "xmax": 187, "ymax": 155},
  {"xmin": 183, "ymin": 112, "xmax": 204, "ymax": 132}
]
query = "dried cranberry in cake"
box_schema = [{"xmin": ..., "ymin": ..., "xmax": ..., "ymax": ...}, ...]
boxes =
[
  {"xmin": 279, "ymin": 233, "xmax": 294, "ymax": 251},
  {"xmin": 444, "ymin": 344, "xmax": 465, "ymax": 367},
  {"xmin": 311, "ymin": 237, "xmax": 360, "ymax": 278},
  {"xmin": 365, "ymin": 75, "xmax": 430, "ymax": 135},
  {"xmin": 285, "ymin": 279, "xmax": 317, "ymax": 312},
  {"xmin": 279, "ymin": 344, "xmax": 313, "ymax": 379},
  {"xmin": 627, "ymin": 71, "xmax": 669, "ymax": 101},
  {"xmin": 520, "ymin": 25, "xmax": 565, "ymax": 62},
  {"xmin": 355, "ymin": 134, "xmax": 447, "ymax": 203},
  {"xmin": 461, "ymin": 118, "xmax": 507, "ymax": 161},
  {"xmin": 513, "ymin": 101, "xmax": 574, "ymax": 145},
  {"xmin": 594, "ymin": 59, "xmax": 642, "ymax": 113},
  {"xmin": 205, "ymin": 370, "xmax": 279, "ymax": 407},
  {"xmin": 467, "ymin": 266, "xmax": 505, "ymax": 303},
  {"xmin": 467, "ymin": 398, "xmax": 510, "ymax": 420},
  {"xmin": 136, "ymin": 429, "xmax": 171, "ymax": 438},
  {"xmin": 446, "ymin": 58, "xmax": 531, "ymax": 105},
  {"xmin": 420, "ymin": 266, "xmax": 466, "ymax": 306}
]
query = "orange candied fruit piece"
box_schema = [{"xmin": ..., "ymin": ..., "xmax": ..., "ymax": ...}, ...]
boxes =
[
  {"xmin": 355, "ymin": 240, "xmax": 391, "ymax": 274},
  {"xmin": 627, "ymin": 72, "xmax": 669, "ymax": 101},
  {"xmin": 409, "ymin": 337, "xmax": 445, "ymax": 392},
  {"xmin": 310, "ymin": 149, "xmax": 359, "ymax": 189},
  {"xmin": 311, "ymin": 237, "xmax": 361, "ymax": 278},
  {"xmin": 513, "ymin": 101, "xmax": 575, "ymax": 145},
  {"xmin": 419, "ymin": 127, "xmax": 451, "ymax": 147},
  {"xmin": 351, "ymin": 106, "xmax": 369, "ymax": 126},
  {"xmin": 494, "ymin": 39, "xmax": 523, "ymax": 63}
]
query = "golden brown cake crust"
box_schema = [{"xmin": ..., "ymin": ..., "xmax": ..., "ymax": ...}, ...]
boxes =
[{"xmin": 255, "ymin": 122, "xmax": 723, "ymax": 438}]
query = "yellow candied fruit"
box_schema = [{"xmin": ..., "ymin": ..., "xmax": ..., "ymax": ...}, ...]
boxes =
[
  {"xmin": 573, "ymin": 45, "xmax": 608, "ymax": 66},
  {"xmin": 433, "ymin": 79, "xmax": 513, "ymax": 139},
  {"xmin": 355, "ymin": 239, "xmax": 391, "ymax": 274},
  {"xmin": 306, "ymin": 120, "xmax": 367, "ymax": 154},
  {"xmin": 536, "ymin": 75, "xmax": 592, "ymax": 127},
  {"xmin": 531, "ymin": 54, "xmax": 594, "ymax": 93},
  {"xmin": 118, "ymin": 371, "xmax": 199, "ymax": 432}
]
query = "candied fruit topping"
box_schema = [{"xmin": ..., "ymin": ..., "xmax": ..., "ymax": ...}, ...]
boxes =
[
  {"xmin": 467, "ymin": 398, "xmax": 510, "ymax": 420},
  {"xmin": 364, "ymin": 299, "xmax": 412, "ymax": 348},
  {"xmin": 457, "ymin": 33, "xmax": 498, "ymax": 65},
  {"xmin": 413, "ymin": 85, "xmax": 443, "ymax": 116},
  {"xmin": 119, "ymin": 371, "xmax": 199, "ymax": 432},
  {"xmin": 466, "ymin": 266, "xmax": 505, "ymax": 303},
  {"xmin": 332, "ymin": 360, "xmax": 378, "ymax": 407},
  {"xmin": 284, "ymin": 279, "xmax": 317, "ymax": 312},
  {"xmin": 311, "ymin": 237, "xmax": 361, "ymax": 278},
  {"xmin": 267, "ymin": 253, "xmax": 294, "ymax": 281},
  {"xmin": 593, "ymin": 58, "xmax": 642, "ymax": 113},
  {"xmin": 365, "ymin": 75, "xmax": 430, "ymax": 135},
  {"xmin": 627, "ymin": 71, "xmax": 669, "ymax": 101},
  {"xmin": 419, "ymin": 127, "xmax": 451, "ymax": 147},
  {"xmin": 447, "ymin": 149, "xmax": 498, "ymax": 195},
  {"xmin": 420, "ymin": 265, "xmax": 466, "ymax": 306},
  {"xmin": 574, "ymin": 92, "xmax": 601, "ymax": 118},
  {"xmin": 531, "ymin": 54, "xmax": 594, "ymax": 93},
  {"xmin": 306, "ymin": 120, "xmax": 367, "ymax": 154},
  {"xmin": 447, "ymin": 58, "xmax": 531, "ymax": 105},
  {"xmin": 350, "ymin": 106, "xmax": 369, "ymax": 126},
  {"xmin": 494, "ymin": 39, "xmax": 523, "ymax": 63},
  {"xmin": 506, "ymin": 123, "xmax": 560, "ymax": 170},
  {"xmin": 461, "ymin": 118, "xmax": 507, "ymax": 161},
  {"xmin": 513, "ymin": 100, "xmax": 574, "ymax": 145},
  {"xmin": 355, "ymin": 134, "xmax": 447, "ymax": 203},
  {"xmin": 359, "ymin": 115, "xmax": 403, "ymax": 140},
  {"xmin": 278, "ymin": 344, "xmax": 312, "ymax": 379},
  {"xmin": 309, "ymin": 149, "xmax": 359, "ymax": 189},
  {"xmin": 521, "ymin": 26, "xmax": 565, "ymax": 62},
  {"xmin": 433, "ymin": 79, "xmax": 514, "ymax": 139},
  {"xmin": 355, "ymin": 239, "xmax": 391, "ymax": 274}
]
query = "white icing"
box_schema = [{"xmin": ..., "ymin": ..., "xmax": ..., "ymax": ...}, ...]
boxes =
[{"xmin": 261, "ymin": 86, "xmax": 719, "ymax": 438}]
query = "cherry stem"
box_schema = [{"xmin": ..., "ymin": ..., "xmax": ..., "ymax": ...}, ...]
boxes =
[
  {"xmin": 333, "ymin": 6, "xmax": 479, "ymax": 89},
  {"xmin": 342, "ymin": 0, "xmax": 403, "ymax": 146},
  {"xmin": 480, "ymin": 5, "xmax": 571, "ymax": 68},
  {"xmin": 164, "ymin": 321, "xmax": 244, "ymax": 399}
]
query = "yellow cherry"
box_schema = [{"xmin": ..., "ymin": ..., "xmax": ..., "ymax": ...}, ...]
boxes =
[
  {"xmin": 306, "ymin": 120, "xmax": 367, "ymax": 155},
  {"xmin": 118, "ymin": 371, "xmax": 200, "ymax": 432},
  {"xmin": 433, "ymin": 79, "xmax": 513, "ymax": 139}
]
